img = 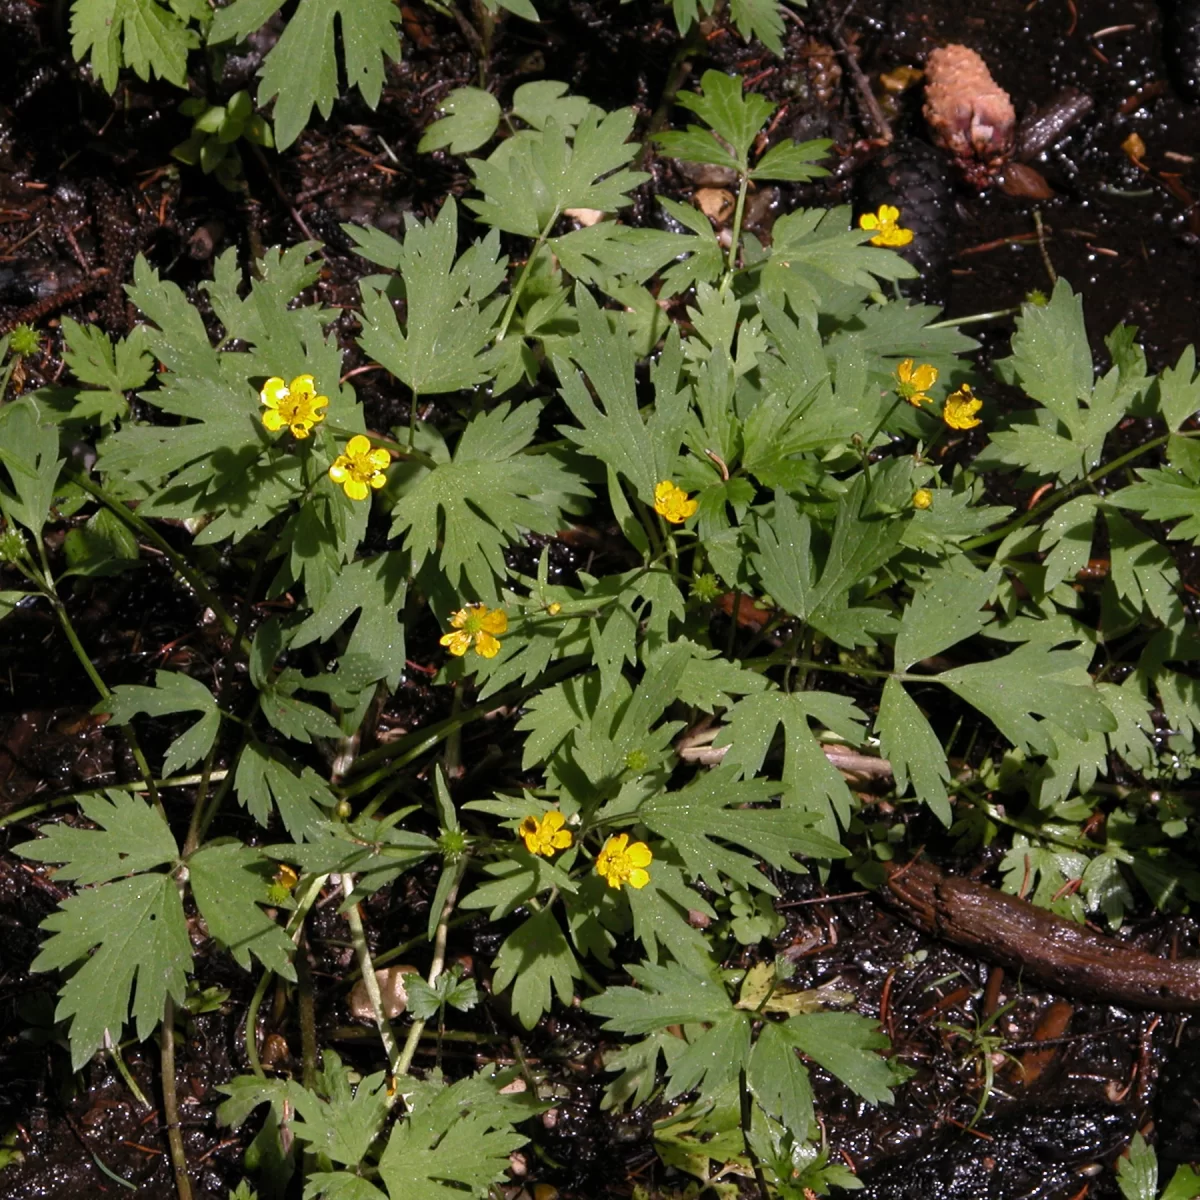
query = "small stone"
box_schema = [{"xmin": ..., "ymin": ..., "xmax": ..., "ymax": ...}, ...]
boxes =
[
  {"xmin": 348, "ymin": 965, "xmax": 416, "ymax": 1021},
  {"xmin": 694, "ymin": 187, "xmax": 735, "ymax": 225}
]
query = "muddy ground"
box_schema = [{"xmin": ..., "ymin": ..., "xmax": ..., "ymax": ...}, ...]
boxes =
[{"xmin": 1, "ymin": 0, "xmax": 1199, "ymax": 1196}]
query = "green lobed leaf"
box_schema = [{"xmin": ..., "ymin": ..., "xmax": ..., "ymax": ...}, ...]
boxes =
[
  {"xmin": 751, "ymin": 137, "xmax": 832, "ymax": 182},
  {"xmin": 510, "ymin": 80, "xmax": 593, "ymax": 130},
  {"xmin": 235, "ymin": 740, "xmax": 337, "ymax": 841},
  {"xmin": 782, "ymin": 1012, "xmax": 896, "ymax": 1105},
  {"xmin": 467, "ymin": 106, "xmax": 647, "ymax": 238},
  {"xmin": 377, "ymin": 1073, "xmax": 531, "ymax": 1200},
  {"xmin": 876, "ymin": 679, "xmax": 951, "ymax": 826},
  {"xmin": 16, "ymin": 790, "xmax": 177, "ymax": 885},
  {"xmin": 209, "ymin": 0, "xmax": 401, "ymax": 149},
  {"xmin": 104, "ymin": 669, "xmax": 220, "ymax": 778},
  {"xmin": 32, "ymin": 873, "xmax": 190, "ymax": 1070},
  {"xmin": 728, "ymin": 0, "xmax": 785, "ymax": 52},
  {"xmin": 664, "ymin": 70, "xmax": 775, "ymax": 171},
  {"xmin": 490, "ymin": 907, "xmax": 580, "ymax": 1029},
  {"xmin": 69, "ymin": 0, "xmax": 199, "ymax": 91},
  {"xmin": 0, "ymin": 396, "xmax": 64, "ymax": 539},
  {"xmin": 554, "ymin": 289, "xmax": 690, "ymax": 506},
  {"xmin": 1110, "ymin": 435, "xmax": 1200, "ymax": 544},
  {"xmin": 936, "ymin": 640, "xmax": 1116, "ymax": 760},
  {"xmin": 391, "ymin": 402, "xmax": 588, "ymax": 602},
  {"xmin": 289, "ymin": 1050, "xmax": 390, "ymax": 1167},
  {"xmin": 583, "ymin": 960, "xmax": 732, "ymax": 1033},
  {"xmin": 637, "ymin": 766, "xmax": 847, "ymax": 895},
  {"xmin": 418, "ymin": 87, "xmax": 502, "ymax": 154},
  {"xmin": 717, "ymin": 689, "xmax": 868, "ymax": 841},
  {"xmin": 1156, "ymin": 344, "xmax": 1200, "ymax": 431},
  {"xmin": 354, "ymin": 200, "xmax": 507, "ymax": 396},
  {"xmin": 664, "ymin": 1011, "xmax": 752, "ymax": 1101},
  {"xmin": 748, "ymin": 1020, "xmax": 814, "ymax": 1140},
  {"xmin": 189, "ymin": 842, "xmax": 298, "ymax": 979},
  {"xmin": 893, "ymin": 560, "xmax": 999, "ymax": 670},
  {"xmin": 61, "ymin": 318, "xmax": 154, "ymax": 423}
]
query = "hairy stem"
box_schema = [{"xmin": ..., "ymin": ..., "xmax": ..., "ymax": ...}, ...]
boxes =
[
  {"xmin": 161, "ymin": 996, "xmax": 194, "ymax": 1200},
  {"xmin": 66, "ymin": 470, "xmax": 240, "ymax": 640},
  {"xmin": 495, "ymin": 212, "xmax": 560, "ymax": 343},
  {"xmin": 397, "ymin": 859, "xmax": 467, "ymax": 1077},
  {"xmin": 342, "ymin": 874, "xmax": 403, "ymax": 1077}
]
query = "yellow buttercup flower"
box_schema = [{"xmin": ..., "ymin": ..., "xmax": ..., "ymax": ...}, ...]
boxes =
[
  {"xmin": 595, "ymin": 833, "xmax": 652, "ymax": 890},
  {"xmin": 943, "ymin": 385, "xmax": 983, "ymax": 431},
  {"xmin": 260, "ymin": 374, "xmax": 328, "ymax": 438},
  {"xmin": 440, "ymin": 604, "xmax": 508, "ymax": 659},
  {"xmin": 895, "ymin": 359, "xmax": 938, "ymax": 407},
  {"xmin": 328, "ymin": 434, "xmax": 390, "ymax": 500},
  {"xmin": 519, "ymin": 810, "xmax": 573, "ymax": 857},
  {"xmin": 912, "ymin": 488, "xmax": 933, "ymax": 510},
  {"xmin": 653, "ymin": 480, "xmax": 698, "ymax": 524},
  {"xmin": 859, "ymin": 204, "xmax": 914, "ymax": 248}
]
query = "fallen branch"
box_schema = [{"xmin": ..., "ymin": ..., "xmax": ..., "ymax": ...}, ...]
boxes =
[{"xmin": 881, "ymin": 858, "xmax": 1200, "ymax": 1011}]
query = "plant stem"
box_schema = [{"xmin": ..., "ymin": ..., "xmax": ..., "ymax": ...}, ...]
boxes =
[
  {"xmin": 66, "ymin": 470, "xmax": 240, "ymax": 640},
  {"xmin": 296, "ymin": 929, "xmax": 319, "ymax": 1090},
  {"xmin": 495, "ymin": 212, "xmax": 560, "ymax": 343},
  {"xmin": 397, "ymin": 860, "xmax": 467, "ymax": 1077},
  {"xmin": 724, "ymin": 171, "xmax": 749, "ymax": 282},
  {"xmin": 245, "ymin": 873, "xmax": 329, "ymax": 1080},
  {"xmin": 160, "ymin": 996, "xmax": 194, "ymax": 1200},
  {"xmin": 738, "ymin": 1065, "xmax": 770, "ymax": 1199},
  {"xmin": 342, "ymin": 874, "xmax": 403, "ymax": 1078},
  {"xmin": 926, "ymin": 307, "xmax": 1021, "ymax": 329},
  {"xmin": 340, "ymin": 656, "xmax": 589, "ymax": 796},
  {"xmin": 108, "ymin": 1042, "xmax": 150, "ymax": 1108},
  {"xmin": 962, "ymin": 431, "xmax": 1175, "ymax": 553},
  {"xmin": 244, "ymin": 967, "xmax": 271, "ymax": 1080},
  {"xmin": 41, "ymin": 577, "xmax": 163, "ymax": 813}
]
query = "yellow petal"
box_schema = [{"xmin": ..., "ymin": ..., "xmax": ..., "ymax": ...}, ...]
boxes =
[
  {"xmin": 542, "ymin": 811, "xmax": 564, "ymax": 832},
  {"xmin": 440, "ymin": 630, "xmax": 471, "ymax": 656},
  {"xmin": 480, "ymin": 609, "xmax": 508, "ymax": 635},
  {"xmin": 291, "ymin": 422, "xmax": 312, "ymax": 438},
  {"xmin": 368, "ymin": 449, "xmax": 391, "ymax": 471},
  {"xmin": 346, "ymin": 434, "xmax": 372, "ymax": 456},
  {"xmin": 911, "ymin": 363, "xmax": 938, "ymax": 391},
  {"xmin": 628, "ymin": 867, "xmax": 651, "ymax": 889},
  {"xmin": 262, "ymin": 409, "xmax": 287, "ymax": 431},
  {"xmin": 879, "ymin": 204, "xmax": 901, "ymax": 223},
  {"xmin": 344, "ymin": 478, "xmax": 369, "ymax": 501},
  {"xmin": 328, "ymin": 461, "xmax": 349, "ymax": 483},
  {"xmin": 897, "ymin": 358, "xmax": 914, "ymax": 384},
  {"xmin": 260, "ymin": 377, "xmax": 288, "ymax": 407},
  {"xmin": 474, "ymin": 631, "xmax": 501, "ymax": 658},
  {"xmin": 859, "ymin": 213, "xmax": 880, "ymax": 231},
  {"xmin": 551, "ymin": 829, "xmax": 573, "ymax": 849},
  {"xmin": 369, "ymin": 472, "xmax": 387, "ymax": 489},
  {"xmin": 289, "ymin": 374, "xmax": 316, "ymax": 397},
  {"xmin": 627, "ymin": 842, "xmax": 653, "ymax": 868}
]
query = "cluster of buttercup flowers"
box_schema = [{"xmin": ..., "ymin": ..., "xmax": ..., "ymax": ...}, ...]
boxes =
[
  {"xmin": 518, "ymin": 811, "xmax": 652, "ymax": 890},
  {"xmin": 259, "ymin": 376, "xmax": 392, "ymax": 499},
  {"xmin": 892, "ymin": 360, "xmax": 985, "ymax": 432}
]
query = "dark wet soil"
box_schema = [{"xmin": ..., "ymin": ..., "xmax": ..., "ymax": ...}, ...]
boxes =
[{"xmin": 2, "ymin": 0, "xmax": 1199, "ymax": 1196}]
